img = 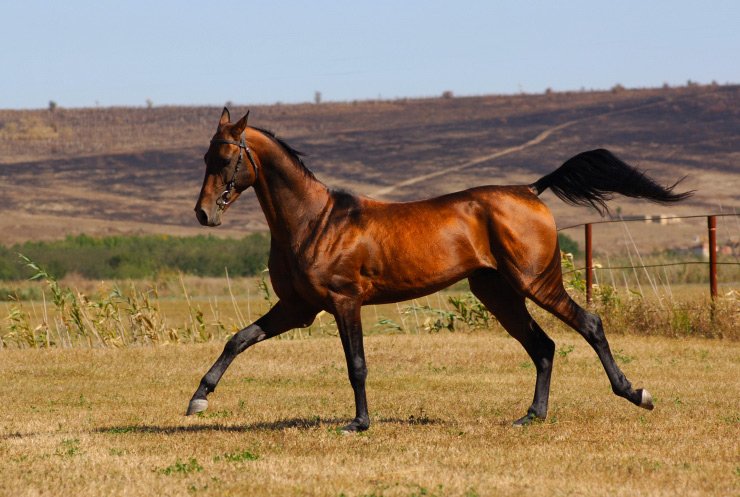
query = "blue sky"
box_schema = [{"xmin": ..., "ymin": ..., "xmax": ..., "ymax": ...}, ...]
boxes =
[{"xmin": 1, "ymin": 1, "xmax": 738, "ymax": 109}]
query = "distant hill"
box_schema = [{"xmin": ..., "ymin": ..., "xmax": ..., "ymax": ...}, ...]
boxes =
[{"xmin": 1, "ymin": 84, "xmax": 738, "ymax": 252}]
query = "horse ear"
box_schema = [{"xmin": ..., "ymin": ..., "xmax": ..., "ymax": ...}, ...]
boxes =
[
  {"xmin": 218, "ymin": 107, "xmax": 230, "ymax": 128},
  {"xmin": 233, "ymin": 110, "xmax": 250, "ymax": 134}
]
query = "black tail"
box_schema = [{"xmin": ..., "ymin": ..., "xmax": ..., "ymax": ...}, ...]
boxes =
[{"xmin": 531, "ymin": 149, "xmax": 693, "ymax": 215}]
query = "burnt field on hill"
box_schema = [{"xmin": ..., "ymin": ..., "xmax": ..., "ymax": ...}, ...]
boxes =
[{"xmin": 0, "ymin": 85, "xmax": 738, "ymax": 246}]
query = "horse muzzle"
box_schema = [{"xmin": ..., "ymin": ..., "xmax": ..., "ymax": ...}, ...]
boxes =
[{"xmin": 195, "ymin": 205, "xmax": 222, "ymax": 227}]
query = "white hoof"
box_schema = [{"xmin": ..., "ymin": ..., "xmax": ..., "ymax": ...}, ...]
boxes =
[
  {"xmin": 186, "ymin": 398, "xmax": 208, "ymax": 416},
  {"xmin": 639, "ymin": 389, "xmax": 654, "ymax": 411}
]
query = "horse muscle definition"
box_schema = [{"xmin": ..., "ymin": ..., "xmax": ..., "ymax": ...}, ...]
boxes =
[{"xmin": 188, "ymin": 108, "xmax": 692, "ymax": 430}]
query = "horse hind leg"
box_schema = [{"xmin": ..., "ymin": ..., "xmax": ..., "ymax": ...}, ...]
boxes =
[
  {"xmin": 529, "ymin": 280, "xmax": 654, "ymax": 412},
  {"xmin": 469, "ymin": 269, "xmax": 556, "ymax": 425}
]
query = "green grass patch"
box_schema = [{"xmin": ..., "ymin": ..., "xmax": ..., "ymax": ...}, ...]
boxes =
[
  {"xmin": 159, "ymin": 458, "xmax": 204, "ymax": 476},
  {"xmin": 213, "ymin": 449, "xmax": 259, "ymax": 463}
]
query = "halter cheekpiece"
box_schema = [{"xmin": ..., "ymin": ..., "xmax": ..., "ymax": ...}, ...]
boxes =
[{"xmin": 210, "ymin": 131, "xmax": 259, "ymax": 208}]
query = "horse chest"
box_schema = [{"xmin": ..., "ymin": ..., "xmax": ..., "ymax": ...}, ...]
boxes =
[{"xmin": 267, "ymin": 249, "xmax": 336, "ymax": 305}]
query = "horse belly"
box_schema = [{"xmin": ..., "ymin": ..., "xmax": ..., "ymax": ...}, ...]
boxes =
[{"xmin": 363, "ymin": 229, "xmax": 494, "ymax": 304}]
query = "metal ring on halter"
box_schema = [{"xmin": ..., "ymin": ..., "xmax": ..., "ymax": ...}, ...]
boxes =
[{"xmin": 216, "ymin": 185, "xmax": 234, "ymax": 207}]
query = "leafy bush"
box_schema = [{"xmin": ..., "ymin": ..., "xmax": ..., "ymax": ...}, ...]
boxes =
[
  {"xmin": 557, "ymin": 233, "xmax": 579, "ymax": 256},
  {"xmin": 0, "ymin": 233, "xmax": 270, "ymax": 281}
]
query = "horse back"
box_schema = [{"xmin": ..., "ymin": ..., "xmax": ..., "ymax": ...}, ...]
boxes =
[{"xmin": 310, "ymin": 185, "xmax": 560, "ymax": 304}]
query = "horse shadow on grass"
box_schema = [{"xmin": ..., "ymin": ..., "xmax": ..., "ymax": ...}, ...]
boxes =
[
  {"xmin": 0, "ymin": 415, "xmax": 444, "ymax": 440},
  {"xmin": 93, "ymin": 415, "xmax": 443, "ymax": 436}
]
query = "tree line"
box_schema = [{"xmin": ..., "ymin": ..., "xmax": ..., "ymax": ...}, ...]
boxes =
[{"xmin": 0, "ymin": 233, "xmax": 270, "ymax": 281}]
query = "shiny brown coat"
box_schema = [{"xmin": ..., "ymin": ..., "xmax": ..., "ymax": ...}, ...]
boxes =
[{"xmin": 188, "ymin": 108, "xmax": 690, "ymax": 430}]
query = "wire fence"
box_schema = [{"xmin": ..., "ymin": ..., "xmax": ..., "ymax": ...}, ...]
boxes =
[
  {"xmin": 556, "ymin": 212, "xmax": 740, "ymax": 232},
  {"xmin": 556, "ymin": 213, "xmax": 740, "ymax": 302}
]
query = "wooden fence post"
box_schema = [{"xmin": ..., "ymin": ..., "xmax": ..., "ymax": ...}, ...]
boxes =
[
  {"xmin": 708, "ymin": 215, "xmax": 717, "ymax": 299},
  {"xmin": 585, "ymin": 223, "xmax": 593, "ymax": 304}
]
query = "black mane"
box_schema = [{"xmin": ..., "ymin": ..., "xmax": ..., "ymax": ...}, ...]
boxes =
[{"xmin": 252, "ymin": 126, "xmax": 316, "ymax": 180}]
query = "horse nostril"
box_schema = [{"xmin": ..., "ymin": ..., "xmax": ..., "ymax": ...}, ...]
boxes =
[{"xmin": 195, "ymin": 208, "xmax": 209, "ymax": 226}]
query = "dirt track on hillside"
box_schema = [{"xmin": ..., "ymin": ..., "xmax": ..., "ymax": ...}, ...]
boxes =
[{"xmin": 1, "ymin": 85, "xmax": 737, "ymax": 246}]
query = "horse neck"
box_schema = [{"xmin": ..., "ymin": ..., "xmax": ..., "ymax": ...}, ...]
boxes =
[{"xmin": 249, "ymin": 131, "xmax": 330, "ymax": 245}]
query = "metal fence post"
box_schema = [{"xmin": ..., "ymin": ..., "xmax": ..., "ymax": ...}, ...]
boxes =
[
  {"xmin": 585, "ymin": 223, "xmax": 593, "ymax": 304},
  {"xmin": 708, "ymin": 215, "xmax": 717, "ymax": 299}
]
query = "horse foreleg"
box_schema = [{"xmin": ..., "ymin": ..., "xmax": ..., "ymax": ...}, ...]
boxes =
[
  {"xmin": 186, "ymin": 300, "xmax": 317, "ymax": 416},
  {"xmin": 333, "ymin": 299, "xmax": 370, "ymax": 432}
]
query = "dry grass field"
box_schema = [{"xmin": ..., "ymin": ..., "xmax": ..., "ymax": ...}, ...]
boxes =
[
  {"xmin": 1, "ymin": 85, "xmax": 738, "ymax": 496},
  {"xmin": 0, "ymin": 262, "xmax": 736, "ymax": 497},
  {"xmin": 1, "ymin": 330, "xmax": 737, "ymax": 497}
]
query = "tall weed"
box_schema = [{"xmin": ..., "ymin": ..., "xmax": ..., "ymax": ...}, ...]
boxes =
[{"xmin": 2, "ymin": 254, "xmax": 736, "ymax": 348}]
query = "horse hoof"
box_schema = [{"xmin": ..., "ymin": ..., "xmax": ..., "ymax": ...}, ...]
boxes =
[
  {"xmin": 512, "ymin": 413, "xmax": 541, "ymax": 427},
  {"xmin": 638, "ymin": 389, "xmax": 654, "ymax": 411},
  {"xmin": 186, "ymin": 398, "xmax": 208, "ymax": 416},
  {"xmin": 340, "ymin": 420, "xmax": 369, "ymax": 433}
]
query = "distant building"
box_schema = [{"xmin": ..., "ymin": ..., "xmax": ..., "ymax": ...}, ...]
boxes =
[
  {"xmin": 641, "ymin": 214, "xmax": 682, "ymax": 225},
  {"xmin": 681, "ymin": 236, "xmax": 739, "ymax": 259}
]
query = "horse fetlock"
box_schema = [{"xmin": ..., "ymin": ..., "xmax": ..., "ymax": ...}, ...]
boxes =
[
  {"xmin": 613, "ymin": 383, "xmax": 641, "ymax": 405},
  {"xmin": 529, "ymin": 402, "xmax": 548, "ymax": 418},
  {"xmin": 198, "ymin": 377, "xmax": 217, "ymax": 396}
]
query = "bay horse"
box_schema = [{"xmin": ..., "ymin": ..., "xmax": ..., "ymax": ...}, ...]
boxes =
[{"xmin": 187, "ymin": 108, "xmax": 691, "ymax": 430}]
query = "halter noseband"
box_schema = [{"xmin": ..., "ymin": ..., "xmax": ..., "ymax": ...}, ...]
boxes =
[{"xmin": 210, "ymin": 132, "xmax": 259, "ymax": 208}]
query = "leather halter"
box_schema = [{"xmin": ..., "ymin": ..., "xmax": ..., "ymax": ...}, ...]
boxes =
[{"xmin": 210, "ymin": 131, "xmax": 259, "ymax": 208}]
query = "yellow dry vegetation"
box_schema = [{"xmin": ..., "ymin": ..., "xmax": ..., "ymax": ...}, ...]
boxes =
[
  {"xmin": 1, "ymin": 330, "xmax": 737, "ymax": 496},
  {"xmin": 0, "ymin": 115, "xmax": 66, "ymax": 141}
]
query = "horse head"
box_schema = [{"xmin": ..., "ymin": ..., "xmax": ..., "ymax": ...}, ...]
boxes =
[{"xmin": 194, "ymin": 108, "xmax": 259, "ymax": 226}]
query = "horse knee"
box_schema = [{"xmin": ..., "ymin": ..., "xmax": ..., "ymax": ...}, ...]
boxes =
[{"xmin": 348, "ymin": 359, "xmax": 367, "ymax": 384}]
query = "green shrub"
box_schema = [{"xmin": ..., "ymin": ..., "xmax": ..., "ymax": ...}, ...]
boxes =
[
  {"xmin": 0, "ymin": 233, "xmax": 270, "ymax": 281},
  {"xmin": 558, "ymin": 233, "xmax": 580, "ymax": 256}
]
